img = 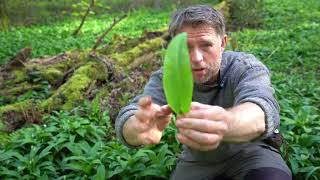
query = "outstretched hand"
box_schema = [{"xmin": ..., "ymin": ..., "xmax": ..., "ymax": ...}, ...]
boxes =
[{"xmin": 123, "ymin": 96, "xmax": 172, "ymax": 146}]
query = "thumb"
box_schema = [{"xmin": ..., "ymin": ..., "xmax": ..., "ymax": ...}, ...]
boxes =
[{"xmin": 138, "ymin": 96, "xmax": 152, "ymax": 109}]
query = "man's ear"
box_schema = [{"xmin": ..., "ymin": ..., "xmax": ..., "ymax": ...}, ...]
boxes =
[{"xmin": 221, "ymin": 34, "xmax": 227, "ymax": 51}]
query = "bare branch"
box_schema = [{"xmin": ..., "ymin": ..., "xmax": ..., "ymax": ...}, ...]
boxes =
[
  {"xmin": 72, "ymin": 0, "xmax": 95, "ymax": 36},
  {"xmin": 91, "ymin": 14, "xmax": 127, "ymax": 53}
]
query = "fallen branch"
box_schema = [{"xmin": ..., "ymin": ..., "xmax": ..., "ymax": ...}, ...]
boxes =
[{"xmin": 1, "ymin": 47, "xmax": 32, "ymax": 71}]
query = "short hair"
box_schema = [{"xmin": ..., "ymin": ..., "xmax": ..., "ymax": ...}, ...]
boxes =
[{"xmin": 168, "ymin": 5, "xmax": 225, "ymax": 38}]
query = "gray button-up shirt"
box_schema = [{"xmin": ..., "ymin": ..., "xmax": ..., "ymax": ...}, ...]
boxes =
[{"xmin": 115, "ymin": 51, "xmax": 280, "ymax": 163}]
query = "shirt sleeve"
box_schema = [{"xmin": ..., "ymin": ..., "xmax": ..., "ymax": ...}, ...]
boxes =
[
  {"xmin": 115, "ymin": 68, "xmax": 167, "ymax": 147},
  {"xmin": 231, "ymin": 54, "xmax": 280, "ymax": 139}
]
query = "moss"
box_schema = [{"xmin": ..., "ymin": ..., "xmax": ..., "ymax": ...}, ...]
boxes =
[
  {"xmin": 36, "ymin": 50, "xmax": 91, "ymax": 85},
  {"xmin": 99, "ymin": 34, "xmax": 143, "ymax": 55},
  {"xmin": 3, "ymin": 82, "xmax": 42, "ymax": 96},
  {"xmin": 38, "ymin": 51, "xmax": 88, "ymax": 74},
  {"xmin": 111, "ymin": 37, "xmax": 165, "ymax": 66},
  {"xmin": 41, "ymin": 61, "xmax": 107, "ymax": 111},
  {"xmin": 0, "ymin": 100, "xmax": 32, "ymax": 130},
  {"xmin": 0, "ymin": 100, "xmax": 31, "ymax": 115},
  {"xmin": 48, "ymin": 57, "xmax": 76, "ymax": 72},
  {"xmin": 13, "ymin": 69, "xmax": 27, "ymax": 83},
  {"xmin": 40, "ymin": 67, "xmax": 64, "ymax": 84},
  {"xmin": 78, "ymin": 49, "xmax": 92, "ymax": 61},
  {"xmin": 1, "ymin": 69, "xmax": 27, "ymax": 87}
]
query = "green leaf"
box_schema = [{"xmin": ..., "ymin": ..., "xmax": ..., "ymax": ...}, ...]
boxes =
[
  {"xmin": 94, "ymin": 164, "xmax": 106, "ymax": 180},
  {"xmin": 108, "ymin": 166, "xmax": 124, "ymax": 178},
  {"xmin": 163, "ymin": 32, "xmax": 193, "ymax": 115},
  {"xmin": 37, "ymin": 144, "xmax": 54, "ymax": 160},
  {"xmin": 63, "ymin": 162, "xmax": 86, "ymax": 172},
  {"xmin": 306, "ymin": 166, "xmax": 320, "ymax": 180},
  {"xmin": 39, "ymin": 174, "xmax": 49, "ymax": 180},
  {"xmin": 0, "ymin": 166, "xmax": 21, "ymax": 178},
  {"xmin": 139, "ymin": 168, "xmax": 163, "ymax": 177}
]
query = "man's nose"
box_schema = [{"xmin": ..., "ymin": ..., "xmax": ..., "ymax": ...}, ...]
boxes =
[{"xmin": 190, "ymin": 48, "xmax": 203, "ymax": 64}]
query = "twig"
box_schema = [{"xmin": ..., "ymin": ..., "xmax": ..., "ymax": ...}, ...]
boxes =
[
  {"xmin": 72, "ymin": 0, "xmax": 95, "ymax": 36},
  {"xmin": 265, "ymin": 46, "xmax": 280, "ymax": 61},
  {"xmin": 91, "ymin": 14, "xmax": 127, "ymax": 53}
]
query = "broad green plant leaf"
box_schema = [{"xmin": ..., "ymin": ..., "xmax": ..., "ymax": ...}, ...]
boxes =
[
  {"xmin": 163, "ymin": 32, "xmax": 193, "ymax": 115},
  {"xmin": 94, "ymin": 164, "xmax": 106, "ymax": 180}
]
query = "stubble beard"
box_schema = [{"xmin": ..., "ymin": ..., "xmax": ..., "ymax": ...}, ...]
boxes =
[{"xmin": 193, "ymin": 54, "xmax": 222, "ymax": 85}]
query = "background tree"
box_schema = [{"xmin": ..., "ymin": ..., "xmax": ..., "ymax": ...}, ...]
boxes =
[{"xmin": 0, "ymin": 0, "xmax": 9, "ymax": 31}]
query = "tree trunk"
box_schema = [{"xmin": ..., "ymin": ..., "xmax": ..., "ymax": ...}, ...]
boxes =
[{"xmin": 0, "ymin": 0, "xmax": 9, "ymax": 31}]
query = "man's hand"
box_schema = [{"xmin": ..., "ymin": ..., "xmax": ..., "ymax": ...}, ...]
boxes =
[
  {"xmin": 123, "ymin": 96, "xmax": 172, "ymax": 146},
  {"xmin": 176, "ymin": 102, "xmax": 231, "ymax": 151}
]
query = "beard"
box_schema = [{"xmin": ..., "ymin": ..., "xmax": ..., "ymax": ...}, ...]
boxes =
[{"xmin": 192, "ymin": 54, "xmax": 222, "ymax": 84}]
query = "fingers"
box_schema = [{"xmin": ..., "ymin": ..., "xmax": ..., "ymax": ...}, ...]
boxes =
[
  {"xmin": 190, "ymin": 102, "xmax": 212, "ymax": 110},
  {"xmin": 138, "ymin": 96, "xmax": 152, "ymax": 109},
  {"xmin": 176, "ymin": 132, "xmax": 219, "ymax": 151},
  {"xmin": 136, "ymin": 96, "xmax": 172, "ymax": 132},
  {"xmin": 180, "ymin": 110, "xmax": 208, "ymax": 119},
  {"xmin": 180, "ymin": 105, "xmax": 225, "ymax": 121},
  {"xmin": 135, "ymin": 109, "xmax": 153, "ymax": 123},
  {"xmin": 155, "ymin": 105, "xmax": 172, "ymax": 131},
  {"xmin": 176, "ymin": 118, "xmax": 228, "ymax": 134},
  {"xmin": 155, "ymin": 105, "xmax": 172, "ymax": 118},
  {"xmin": 156, "ymin": 114, "xmax": 171, "ymax": 131},
  {"xmin": 136, "ymin": 96, "xmax": 156, "ymax": 123},
  {"xmin": 179, "ymin": 128, "xmax": 221, "ymax": 145}
]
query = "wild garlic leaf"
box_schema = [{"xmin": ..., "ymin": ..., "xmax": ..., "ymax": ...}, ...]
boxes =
[{"xmin": 163, "ymin": 32, "xmax": 193, "ymax": 115}]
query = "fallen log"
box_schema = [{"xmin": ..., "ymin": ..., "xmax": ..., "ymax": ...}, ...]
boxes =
[{"xmin": 0, "ymin": 30, "xmax": 167, "ymax": 131}]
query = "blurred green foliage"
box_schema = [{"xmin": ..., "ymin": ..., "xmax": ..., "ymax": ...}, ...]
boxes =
[
  {"xmin": 0, "ymin": 8, "xmax": 170, "ymax": 64},
  {"xmin": 0, "ymin": 0, "xmax": 216, "ymax": 27}
]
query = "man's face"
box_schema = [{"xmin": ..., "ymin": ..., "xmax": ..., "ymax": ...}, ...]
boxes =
[{"xmin": 178, "ymin": 24, "xmax": 226, "ymax": 84}]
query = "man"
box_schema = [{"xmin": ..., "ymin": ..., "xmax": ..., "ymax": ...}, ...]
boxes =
[{"xmin": 115, "ymin": 5, "xmax": 292, "ymax": 180}]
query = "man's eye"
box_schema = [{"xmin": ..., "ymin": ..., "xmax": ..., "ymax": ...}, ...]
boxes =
[{"xmin": 201, "ymin": 43, "xmax": 212, "ymax": 48}]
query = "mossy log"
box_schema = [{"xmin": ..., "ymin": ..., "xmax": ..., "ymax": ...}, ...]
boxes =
[
  {"xmin": 0, "ymin": 30, "xmax": 167, "ymax": 132},
  {"xmin": 0, "ymin": 100, "xmax": 34, "ymax": 131},
  {"xmin": 110, "ymin": 37, "xmax": 165, "ymax": 66},
  {"xmin": 41, "ymin": 61, "xmax": 106, "ymax": 111}
]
